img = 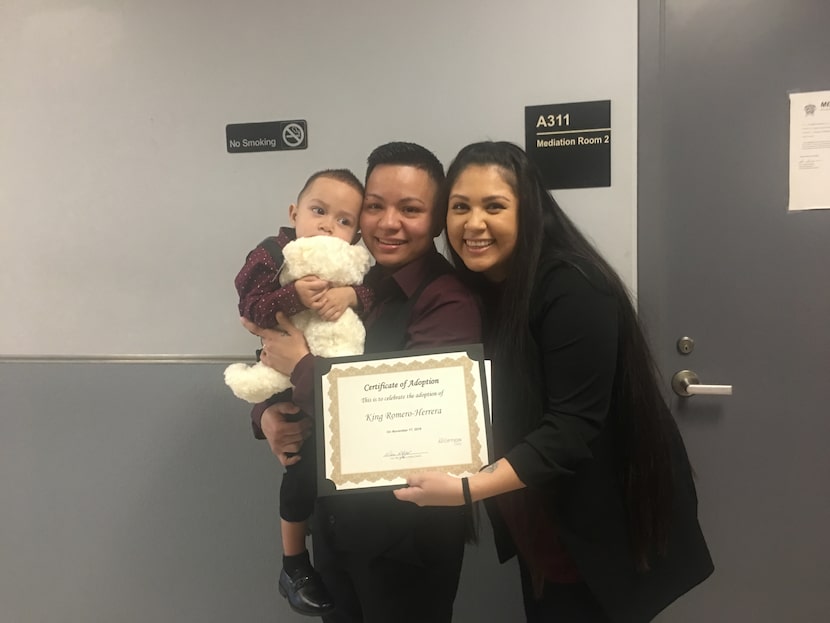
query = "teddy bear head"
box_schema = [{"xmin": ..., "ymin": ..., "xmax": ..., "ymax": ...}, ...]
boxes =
[{"xmin": 279, "ymin": 235, "xmax": 372, "ymax": 286}]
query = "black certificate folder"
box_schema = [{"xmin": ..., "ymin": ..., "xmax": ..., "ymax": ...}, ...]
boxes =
[{"xmin": 313, "ymin": 344, "xmax": 493, "ymax": 496}]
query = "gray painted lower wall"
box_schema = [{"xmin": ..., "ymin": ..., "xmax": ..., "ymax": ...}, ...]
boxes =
[{"xmin": 0, "ymin": 362, "xmax": 520, "ymax": 622}]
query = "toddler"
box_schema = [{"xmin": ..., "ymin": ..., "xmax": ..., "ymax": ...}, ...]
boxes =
[{"xmin": 234, "ymin": 169, "xmax": 372, "ymax": 617}]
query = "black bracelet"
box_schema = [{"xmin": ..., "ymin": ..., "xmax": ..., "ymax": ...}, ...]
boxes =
[{"xmin": 461, "ymin": 477, "xmax": 472, "ymax": 507}]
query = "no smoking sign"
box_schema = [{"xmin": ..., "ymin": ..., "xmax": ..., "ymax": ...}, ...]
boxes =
[{"xmin": 226, "ymin": 119, "xmax": 308, "ymax": 153}]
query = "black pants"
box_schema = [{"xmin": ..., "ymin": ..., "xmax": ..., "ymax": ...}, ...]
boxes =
[
  {"xmin": 312, "ymin": 505, "xmax": 466, "ymax": 623},
  {"xmin": 279, "ymin": 435, "xmax": 317, "ymax": 522},
  {"xmin": 519, "ymin": 562, "xmax": 612, "ymax": 623}
]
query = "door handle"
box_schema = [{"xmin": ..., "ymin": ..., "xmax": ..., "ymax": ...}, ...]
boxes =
[{"xmin": 671, "ymin": 369, "xmax": 733, "ymax": 397}]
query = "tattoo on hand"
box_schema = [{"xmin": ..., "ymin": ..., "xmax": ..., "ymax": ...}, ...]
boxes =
[{"xmin": 481, "ymin": 463, "xmax": 498, "ymax": 473}]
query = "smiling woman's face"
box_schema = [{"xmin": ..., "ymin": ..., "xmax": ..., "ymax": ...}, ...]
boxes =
[
  {"xmin": 360, "ymin": 165, "xmax": 437, "ymax": 270},
  {"xmin": 446, "ymin": 165, "xmax": 519, "ymax": 282}
]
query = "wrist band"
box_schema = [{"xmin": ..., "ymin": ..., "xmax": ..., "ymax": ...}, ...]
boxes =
[{"xmin": 461, "ymin": 477, "xmax": 472, "ymax": 507}]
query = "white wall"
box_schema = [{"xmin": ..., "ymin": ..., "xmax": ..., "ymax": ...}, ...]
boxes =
[{"xmin": 0, "ymin": 0, "xmax": 637, "ymax": 356}]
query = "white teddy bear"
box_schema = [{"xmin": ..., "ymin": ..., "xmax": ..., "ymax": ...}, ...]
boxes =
[{"xmin": 224, "ymin": 235, "xmax": 372, "ymax": 403}]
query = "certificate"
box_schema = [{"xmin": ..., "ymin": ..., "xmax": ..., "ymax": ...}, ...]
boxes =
[{"xmin": 314, "ymin": 344, "xmax": 492, "ymax": 495}]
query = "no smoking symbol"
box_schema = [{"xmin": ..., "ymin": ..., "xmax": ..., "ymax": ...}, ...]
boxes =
[{"xmin": 282, "ymin": 123, "xmax": 306, "ymax": 148}]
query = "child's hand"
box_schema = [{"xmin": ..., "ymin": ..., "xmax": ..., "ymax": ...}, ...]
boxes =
[
  {"xmin": 295, "ymin": 275, "xmax": 329, "ymax": 309},
  {"xmin": 316, "ymin": 286, "xmax": 358, "ymax": 322}
]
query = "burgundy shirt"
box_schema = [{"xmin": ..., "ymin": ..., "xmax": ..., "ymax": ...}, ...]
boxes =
[
  {"xmin": 496, "ymin": 489, "xmax": 581, "ymax": 590},
  {"xmin": 251, "ymin": 246, "xmax": 482, "ymax": 435},
  {"xmin": 235, "ymin": 227, "xmax": 374, "ymax": 329}
]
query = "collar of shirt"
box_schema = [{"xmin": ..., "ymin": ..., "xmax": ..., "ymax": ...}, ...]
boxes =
[
  {"xmin": 276, "ymin": 227, "xmax": 296, "ymax": 248},
  {"xmin": 365, "ymin": 243, "xmax": 440, "ymax": 301}
]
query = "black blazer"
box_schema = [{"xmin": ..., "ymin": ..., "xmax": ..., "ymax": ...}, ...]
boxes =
[{"xmin": 486, "ymin": 258, "xmax": 713, "ymax": 623}]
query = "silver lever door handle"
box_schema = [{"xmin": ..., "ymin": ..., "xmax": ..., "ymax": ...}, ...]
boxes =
[{"xmin": 671, "ymin": 369, "xmax": 733, "ymax": 397}]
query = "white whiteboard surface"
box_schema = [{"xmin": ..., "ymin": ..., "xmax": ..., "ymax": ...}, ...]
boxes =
[{"xmin": 0, "ymin": 0, "xmax": 637, "ymax": 356}]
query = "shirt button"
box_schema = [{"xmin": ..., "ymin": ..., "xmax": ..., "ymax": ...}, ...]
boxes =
[{"xmin": 328, "ymin": 514, "xmax": 336, "ymax": 526}]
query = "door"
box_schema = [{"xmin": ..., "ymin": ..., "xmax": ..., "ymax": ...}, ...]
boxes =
[{"xmin": 638, "ymin": 1, "xmax": 830, "ymax": 620}]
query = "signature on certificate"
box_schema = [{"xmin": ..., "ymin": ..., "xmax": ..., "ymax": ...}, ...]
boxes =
[{"xmin": 383, "ymin": 449, "xmax": 428, "ymax": 461}]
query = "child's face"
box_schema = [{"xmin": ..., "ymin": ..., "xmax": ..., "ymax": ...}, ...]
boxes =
[{"xmin": 289, "ymin": 177, "xmax": 363, "ymax": 243}]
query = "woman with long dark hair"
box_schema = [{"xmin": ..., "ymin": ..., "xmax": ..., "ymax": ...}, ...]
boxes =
[{"xmin": 394, "ymin": 141, "xmax": 713, "ymax": 622}]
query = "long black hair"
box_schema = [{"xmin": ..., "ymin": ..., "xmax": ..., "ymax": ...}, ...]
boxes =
[{"xmin": 442, "ymin": 141, "xmax": 672, "ymax": 570}]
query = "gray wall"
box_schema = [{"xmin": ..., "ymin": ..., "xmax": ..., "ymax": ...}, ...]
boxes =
[
  {"xmin": 0, "ymin": 362, "xmax": 521, "ymax": 622},
  {"xmin": 0, "ymin": 0, "xmax": 635, "ymax": 620}
]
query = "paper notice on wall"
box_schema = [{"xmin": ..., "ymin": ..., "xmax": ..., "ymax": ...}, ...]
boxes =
[{"xmin": 789, "ymin": 90, "xmax": 830, "ymax": 211}]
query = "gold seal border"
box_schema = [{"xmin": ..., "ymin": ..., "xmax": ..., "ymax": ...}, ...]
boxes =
[{"xmin": 326, "ymin": 355, "xmax": 483, "ymax": 487}]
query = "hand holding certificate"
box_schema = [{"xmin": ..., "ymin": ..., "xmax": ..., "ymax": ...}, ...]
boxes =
[{"xmin": 314, "ymin": 344, "xmax": 492, "ymax": 495}]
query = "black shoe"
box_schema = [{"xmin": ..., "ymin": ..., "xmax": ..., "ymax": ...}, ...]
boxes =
[{"xmin": 278, "ymin": 567, "xmax": 335, "ymax": 617}]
